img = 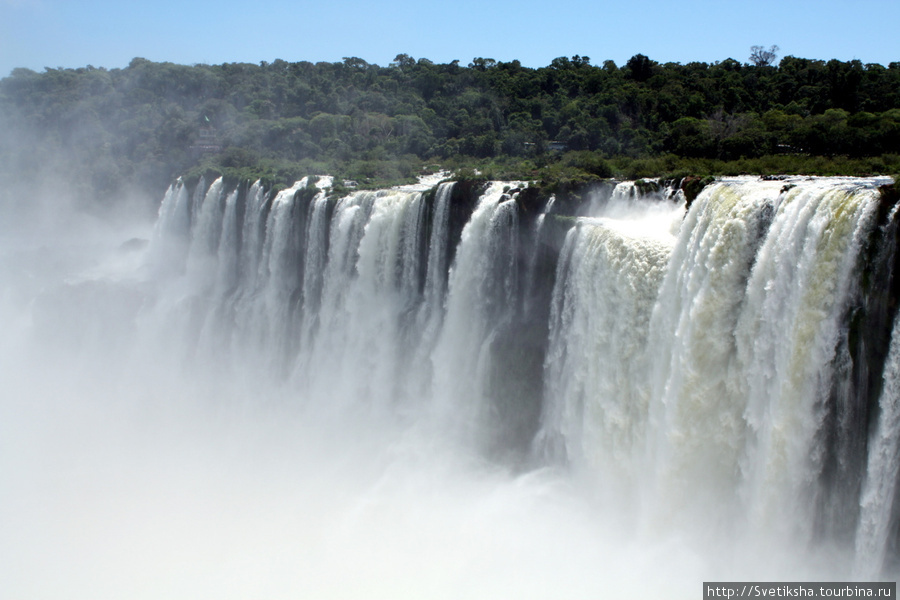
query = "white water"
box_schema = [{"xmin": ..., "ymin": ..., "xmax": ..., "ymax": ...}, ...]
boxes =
[
  {"xmin": 2, "ymin": 175, "xmax": 897, "ymax": 598},
  {"xmin": 539, "ymin": 184, "xmax": 683, "ymax": 508},
  {"xmin": 540, "ymin": 177, "xmax": 887, "ymax": 570},
  {"xmin": 185, "ymin": 176, "xmax": 226, "ymax": 293},
  {"xmin": 856, "ymin": 311, "xmax": 900, "ymax": 577},
  {"xmin": 430, "ymin": 182, "xmax": 522, "ymax": 447},
  {"xmin": 736, "ymin": 182, "xmax": 876, "ymax": 546}
]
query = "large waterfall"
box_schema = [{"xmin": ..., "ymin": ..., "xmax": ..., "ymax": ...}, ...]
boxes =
[{"xmin": 2, "ymin": 174, "xmax": 899, "ymax": 597}]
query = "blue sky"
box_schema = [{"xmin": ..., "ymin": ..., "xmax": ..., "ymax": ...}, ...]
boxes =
[{"xmin": 1, "ymin": 0, "xmax": 898, "ymax": 77}]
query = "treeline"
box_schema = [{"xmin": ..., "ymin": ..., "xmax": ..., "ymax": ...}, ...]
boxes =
[{"xmin": 1, "ymin": 53, "xmax": 899, "ymax": 201}]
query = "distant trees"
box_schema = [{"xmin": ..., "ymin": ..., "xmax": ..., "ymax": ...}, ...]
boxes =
[
  {"xmin": 750, "ymin": 45, "xmax": 780, "ymax": 67},
  {"xmin": 625, "ymin": 54, "xmax": 655, "ymax": 82},
  {"xmin": 1, "ymin": 52, "xmax": 898, "ymax": 202}
]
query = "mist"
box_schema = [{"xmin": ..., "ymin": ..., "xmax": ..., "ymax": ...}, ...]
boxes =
[
  {"xmin": 0, "ymin": 218, "xmax": 696, "ymax": 600},
  {"xmin": 0, "ymin": 180, "xmax": 686, "ymax": 599}
]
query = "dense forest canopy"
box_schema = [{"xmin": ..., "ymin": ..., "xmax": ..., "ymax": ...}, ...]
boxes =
[{"xmin": 1, "ymin": 53, "xmax": 898, "ymax": 205}]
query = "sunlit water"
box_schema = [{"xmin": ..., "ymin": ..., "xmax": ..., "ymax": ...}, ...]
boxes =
[{"xmin": 1, "ymin": 176, "xmax": 897, "ymax": 598}]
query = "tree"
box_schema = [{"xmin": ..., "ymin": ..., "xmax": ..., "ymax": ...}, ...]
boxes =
[
  {"xmin": 469, "ymin": 57, "xmax": 497, "ymax": 71},
  {"xmin": 390, "ymin": 54, "xmax": 416, "ymax": 70},
  {"xmin": 625, "ymin": 54, "xmax": 654, "ymax": 82},
  {"xmin": 3, "ymin": 52, "xmax": 898, "ymax": 203},
  {"xmin": 749, "ymin": 45, "xmax": 779, "ymax": 67}
]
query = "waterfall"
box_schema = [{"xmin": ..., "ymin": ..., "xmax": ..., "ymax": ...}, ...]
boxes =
[
  {"xmin": 538, "ymin": 184, "xmax": 683, "ymax": 502},
  {"xmin": 145, "ymin": 177, "xmax": 893, "ymax": 500},
  {"xmin": 149, "ymin": 179, "xmax": 191, "ymax": 276},
  {"xmin": 17, "ymin": 173, "xmax": 898, "ymax": 597},
  {"xmin": 421, "ymin": 182, "xmax": 454, "ymax": 317},
  {"xmin": 644, "ymin": 180, "xmax": 781, "ymax": 533},
  {"xmin": 430, "ymin": 182, "xmax": 522, "ymax": 450},
  {"xmin": 856, "ymin": 312, "xmax": 900, "ymax": 576},
  {"xmin": 185, "ymin": 176, "xmax": 226, "ymax": 293},
  {"xmin": 406, "ymin": 181, "xmax": 455, "ymax": 401},
  {"xmin": 735, "ymin": 181, "xmax": 876, "ymax": 545},
  {"xmin": 238, "ymin": 180, "xmax": 268, "ymax": 290},
  {"xmin": 536, "ymin": 177, "xmax": 887, "ymax": 558},
  {"xmin": 854, "ymin": 203, "xmax": 900, "ymax": 577},
  {"xmin": 294, "ymin": 188, "xmax": 428, "ymax": 411},
  {"xmin": 522, "ymin": 194, "xmax": 555, "ymax": 319}
]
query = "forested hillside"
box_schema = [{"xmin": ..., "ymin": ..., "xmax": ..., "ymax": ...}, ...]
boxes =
[{"xmin": 1, "ymin": 53, "xmax": 898, "ymax": 204}]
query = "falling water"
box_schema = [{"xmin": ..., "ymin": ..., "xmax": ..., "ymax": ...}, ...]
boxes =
[
  {"xmin": 185, "ymin": 176, "xmax": 226, "ymax": 292},
  {"xmin": 854, "ymin": 203, "xmax": 900, "ymax": 577},
  {"xmin": 736, "ymin": 182, "xmax": 877, "ymax": 547},
  {"xmin": 539, "ymin": 183, "xmax": 683, "ymax": 504},
  {"xmin": 857, "ymin": 311, "xmax": 900, "ymax": 577},
  {"xmin": 430, "ymin": 182, "xmax": 522, "ymax": 449},
  {"xmin": 4, "ymin": 174, "xmax": 900, "ymax": 599}
]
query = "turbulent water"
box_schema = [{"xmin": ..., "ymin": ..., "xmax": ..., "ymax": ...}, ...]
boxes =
[{"xmin": 2, "ymin": 174, "xmax": 899, "ymax": 598}]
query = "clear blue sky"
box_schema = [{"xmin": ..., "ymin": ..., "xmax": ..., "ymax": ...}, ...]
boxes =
[{"xmin": 1, "ymin": 0, "xmax": 898, "ymax": 77}]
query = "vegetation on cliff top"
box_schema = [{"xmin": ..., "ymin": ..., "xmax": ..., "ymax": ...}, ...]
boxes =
[{"xmin": 1, "ymin": 54, "xmax": 898, "ymax": 204}]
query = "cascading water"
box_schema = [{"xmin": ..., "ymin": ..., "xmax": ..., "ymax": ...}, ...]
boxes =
[
  {"xmin": 857, "ymin": 310, "xmax": 900, "ymax": 577},
  {"xmin": 430, "ymin": 181, "xmax": 523, "ymax": 449},
  {"xmin": 414, "ymin": 181, "xmax": 454, "ymax": 362},
  {"xmin": 293, "ymin": 187, "xmax": 428, "ymax": 411},
  {"xmin": 185, "ymin": 176, "xmax": 226, "ymax": 293},
  {"xmin": 735, "ymin": 182, "xmax": 877, "ymax": 548},
  {"xmin": 539, "ymin": 183, "xmax": 683, "ymax": 506},
  {"xmin": 4, "ymin": 173, "xmax": 900, "ymax": 598},
  {"xmin": 854, "ymin": 202, "xmax": 900, "ymax": 577},
  {"xmin": 537, "ymin": 177, "xmax": 893, "ymax": 565}
]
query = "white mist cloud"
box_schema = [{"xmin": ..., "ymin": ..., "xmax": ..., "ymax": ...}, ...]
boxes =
[{"xmin": 0, "ymin": 207, "xmax": 705, "ymax": 598}]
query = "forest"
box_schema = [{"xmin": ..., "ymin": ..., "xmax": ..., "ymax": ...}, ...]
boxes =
[{"xmin": 1, "ymin": 52, "xmax": 899, "ymax": 205}]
